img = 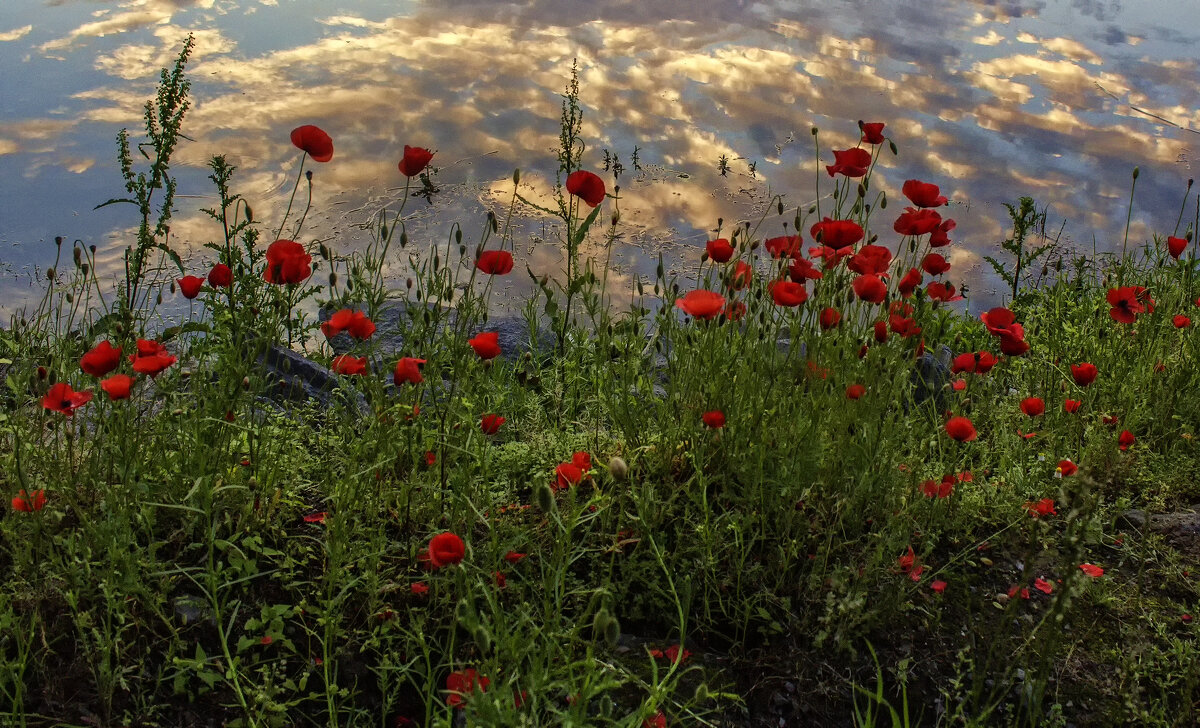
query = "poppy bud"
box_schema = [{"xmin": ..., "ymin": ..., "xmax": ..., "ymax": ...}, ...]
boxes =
[
  {"xmin": 65, "ymin": 293, "xmax": 74, "ymax": 304},
  {"xmin": 513, "ymin": 168, "xmax": 520, "ymax": 185},
  {"xmin": 345, "ymin": 278, "xmax": 353, "ymax": 291},
  {"xmin": 534, "ymin": 482, "xmax": 555, "ymax": 513},
  {"xmin": 459, "ymin": 244, "xmax": 466, "ymax": 257},
  {"xmin": 611, "ymin": 210, "xmax": 620, "ymax": 226},
  {"xmin": 455, "ymin": 229, "xmax": 463, "ymax": 245},
  {"xmin": 329, "ymin": 271, "xmax": 338, "ymax": 288},
  {"xmin": 811, "ymin": 126, "xmax": 818, "ymax": 136},
  {"xmin": 888, "ymin": 140, "xmax": 899, "ymax": 156},
  {"xmin": 380, "ymin": 223, "xmax": 389, "ymax": 239},
  {"xmin": 81, "ymin": 264, "xmax": 89, "ymax": 276},
  {"xmin": 170, "ymin": 281, "xmax": 177, "ymax": 295},
  {"xmin": 319, "ymin": 243, "xmax": 330, "ymax": 260},
  {"xmin": 47, "ymin": 267, "xmax": 56, "ymax": 281},
  {"xmin": 857, "ymin": 183, "xmax": 866, "ymax": 198},
  {"xmin": 608, "ymin": 456, "xmax": 628, "ymax": 480},
  {"xmin": 305, "ymin": 170, "xmax": 313, "ymax": 181},
  {"xmin": 1132, "ymin": 166, "xmax": 1139, "ymax": 180},
  {"xmin": 777, "ymin": 200, "xmax": 784, "ymax": 215},
  {"xmin": 603, "ymin": 614, "xmax": 620, "ymax": 648},
  {"xmin": 808, "ymin": 205, "xmax": 817, "ymax": 215},
  {"xmin": 37, "ymin": 366, "xmax": 47, "ymax": 380},
  {"xmin": 156, "ymin": 292, "xmax": 163, "ymax": 305},
  {"xmin": 750, "ymin": 240, "xmax": 760, "ymax": 251},
  {"xmin": 880, "ymin": 192, "xmax": 887, "ymax": 210},
  {"xmin": 433, "ymin": 253, "xmax": 440, "ymax": 269},
  {"xmin": 245, "ymin": 204, "xmax": 253, "ymax": 221},
  {"xmin": 406, "ymin": 278, "xmax": 414, "ymax": 289},
  {"xmin": 55, "ymin": 236, "xmax": 63, "ymax": 247},
  {"xmin": 400, "ymin": 231, "xmax": 408, "ymax": 248},
  {"xmin": 73, "ymin": 246, "xmax": 82, "ymax": 266}
]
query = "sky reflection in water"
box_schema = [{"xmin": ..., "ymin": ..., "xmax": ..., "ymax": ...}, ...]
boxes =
[{"xmin": 0, "ymin": 0, "xmax": 1198, "ymax": 314}]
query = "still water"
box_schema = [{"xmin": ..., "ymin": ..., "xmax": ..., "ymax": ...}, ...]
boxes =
[{"xmin": 1, "ymin": 0, "xmax": 1198, "ymax": 315}]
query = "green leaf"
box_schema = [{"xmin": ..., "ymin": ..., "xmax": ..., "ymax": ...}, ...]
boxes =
[
  {"xmin": 156, "ymin": 242, "xmax": 185, "ymax": 274},
  {"xmin": 571, "ymin": 203, "xmax": 604, "ymax": 248}
]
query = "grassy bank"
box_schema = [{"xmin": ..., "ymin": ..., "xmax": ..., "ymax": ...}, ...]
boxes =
[{"xmin": 3, "ymin": 40, "xmax": 1200, "ymax": 727}]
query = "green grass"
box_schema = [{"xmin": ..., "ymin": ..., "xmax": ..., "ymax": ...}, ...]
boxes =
[{"xmin": 3, "ymin": 39, "xmax": 1200, "ymax": 727}]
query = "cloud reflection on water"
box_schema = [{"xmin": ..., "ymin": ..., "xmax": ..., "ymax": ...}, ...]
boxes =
[{"xmin": 1, "ymin": 0, "xmax": 1197, "ymax": 312}]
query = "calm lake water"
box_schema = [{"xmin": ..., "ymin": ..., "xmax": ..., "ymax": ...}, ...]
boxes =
[{"xmin": 1, "ymin": 0, "xmax": 1198, "ymax": 315}]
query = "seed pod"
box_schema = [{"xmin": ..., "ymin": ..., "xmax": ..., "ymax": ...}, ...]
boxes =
[
  {"xmin": 81, "ymin": 264, "xmax": 89, "ymax": 276},
  {"xmin": 406, "ymin": 277, "xmax": 414, "ymax": 290},
  {"xmin": 47, "ymin": 267, "xmax": 56, "ymax": 281},
  {"xmin": 811, "ymin": 126, "xmax": 819, "ymax": 136},
  {"xmin": 66, "ymin": 293, "xmax": 73, "ymax": 304},
  {"xmin": 305, "ymin": 170, "xmax": 313, "ymax": 181}
]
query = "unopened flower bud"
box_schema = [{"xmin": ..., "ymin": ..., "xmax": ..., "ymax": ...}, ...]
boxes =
[
  {"xmin": 242, "ymin": 376, "xmax": 251, "ymax": 389},
  {"xmin": 73, "ymin": 247, "xmax": 82, "ymax": 266},
  {"xmin": 534, "ymin": 482, "xmax": 555, "ymax": 513},
  {"xmin": 608, "ymin": 456, "xmax": 628, "ymax": 480},
  {"xmin": 47, "ymin": 268, "xmax": 56, "ymax": 281},
  {"xmin": 513, "ymin": 168, "xmax": 520, "ymax": 185},
  {"xmin": 305, "ymin": 170, "xmax": 313, "ymax": 181},
  {"xmin": 406, "ymin": 277, "xmax": 414, "ymax": 289},
  {"xmin": 329, "ymin": 271, "xmax": 338, "ymax": 288}
]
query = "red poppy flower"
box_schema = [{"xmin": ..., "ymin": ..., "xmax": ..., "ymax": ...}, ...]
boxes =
[
  {"xmin": 468, "ymin": 332, "xmax": 502, "ymax": 360},
  {"xmin": 874, "ymin": 320, "xmax": 888, "ymax": 343},
  {"xmin": 764, "ymin": 235, "xmax": 801, "ymax": 259},
  {"xmin": 263, "ymin": 239, "xmax": 312, "ymax": 285},
  {"xmin": 860, "ymin": 122, "xmax": 886, "ymax": 145},
  {"xmin": 1168, "ymin": 236, "xmax": 1188, "ymax": 259},
  {"xmin": 922, "ymin": 475, "xmax": 955, "ymax": 498},
  {"xmin": 902, "ymin": 179, "xmax": 948, "ymax": 208},
  {"xmin": 410, "ymin": 581, "xmax": 429, "ymax": 596},
  {"xmin": 925, "ymin": 282, "xmax": 961, "ymax": 303},
  {"xmin": 1107, "ymin": 286, "xmax": 1147, "ymax": 324},
  {"xmin": 809, "ymin": 244, "xmax": 854, "ymax": 269},
  {"xmin": 931, "ymin": 579, "xmax": 947, "ymax": 594},
  {"xmin": 331, "ymin": 355, "xmax": 368, "ymax": 376},
  {"xmin": 826, "ymin": 147, "xmax": 872, "ymax": 177},
  {"xmin": 788, "ymin": 257, "xmax": 823, "ymax": 282},
  {"xmin": 11, "ymin": 489, "xmax": 46, "ymax": 512},
  {"xmin": 999, "ymin": 334, "xmax": 1029, "ymax": 356},
  {"xmin": 769, "ymin": 279, "xmax": 808, "ymax": 307},
  {"xmin": 565, "ymin": 170, "xmax": 606, "ymax": 207},
  {"xmin": 723, "ymin": 301, "xmax": 747, "ymax": 321},
  {"xmin": 705, "ymin": 238, "xmax": 734, "ymax": 263},
  {"xmin": 428, "ymin": 532, "xmax": 466, "ymax": 568},
  {"xmin": 644, "ymin": 711, "xmax": 667, "ymax": 728},
  {"xmin": 1020, "ymin": 397, "xmax": 1045, "ymax": 417},
  {"xmin": 809, "ymin": 218, "xmax": 864, "ymax": 247},
  {"xmin": 895, "ymin": 267, "xmax": 922, "ymax": 298},
  {"xmin": 1024, "ymin": 498, "xmax": 1057, "ymax": 518},
  {"xmin": 393, "ymin": 357, "xmax": 426, "ymax": 385},
  {"xmin": 208, "ymin": 263, "xmax": 232, "ymax": 288},
  {"xmin": 1118, "ymin": 430, "xmax": 1135, "ymax": 451},
  {"xmin": 921, "ymin": 253, "xmax": 951, "ymax": 276},
  {"xmin": 129, "ymin": 340, "xmax": 176, "ymax": 376},
  {"xmin": 399, "ymin": 145, "xmax": 434, "ymax": 177},
  {"xmin": 1079, "ymin": 563, "xmax": 1104, "ymax": 578},
  {"xmin": 446, "ymin": 668, "xmax": 489, "ymax": 709},
  {"xmin": 1008, "ymin": 585, "xmax": 1031, "ymax": 600},
  {"xmin": 42, "ymin": 381, "xmax": 93, "ymax": 415},
  {"xmin": 928, "ymin": 218, "xmax": 957, "ymax": 248},
  {"xmin": 897, "ymin": 545, "xmax": 924, "ymax": 580},
  {"xmin": 664, "ymin": 645, "xmax": 692, "ymax": 664},
  {"xmin": 1070, "ymin": 363, "xmax": 1098, "ymax": 386},
  {"xmin": 504, "ymin": 551, "xmax": 527, "ymax": 564},
  {"xmin": 554, "ymin": 463, "xmax": 584, "ymax": 490},
  {"xmin": 476, "ymin": 250, "xmax": 514, "ymax": 275},
  {"xmin": 845, "ymin": 384, "xmax": 866, "ymax": 400},
  {"xmin": 80, "ymin": 340, "xmax": 122, "ymax": 377},
  {"xmin": 290, "ymin": 125, "xmax": 333, "ymax": 162},
  {"xmin": 1064, "ymin": 399, "xmax": 1081, "ymax": 413},
  {"xmin": 424, "ymin": 451, "xmax": 436, "ymax": 467},
  {"xmin": 571, "ymin": 451, "xmax": 591, "ymax": 472},
  {"xmin": 177, "ymin": 275, "xmax": 205, "ymax": 299},
  {"xmin": 975, "ymin": 352, "xmax": 998, "ymax": 373},
  {"xmin": 302, "ymin": 511, "xmax": 327, "ymax": 524},
  {"xmin": 1034, "ymin": 577, "xmax": 1053, "ymax": 594},
  {"xmin": 853, "ymin": 274, "xmax": 887, "ymax": 304},
  {"xmin": 676, "ymin": 289, "xmax": 726, "ymax": 319},
  {"xmin": 951, "ymin": 353, "xmax": 976, "ymax": 374},
  {"xmin": 894, "ymin": 207, "xmax": 942, "ymax": 236},
  {"xmin": 1057, "ymin": 459, "xmax": 1077, "ymax": 476},
  {"xmin": 702, "ymin": 410, "xmax": 726, "ymax": 428},
  {"xmin": 819, "ymin": 307, "xmax": 842, "ymax": 330},
  {"xmin": 887, "ymin": 312, "xmax": 920, "ymax": 339},
  {"xmin": 1174, "ymin": 314, "xmax": 1192, "ymax": 328},
  {"xmin": 728, "ymin": 261, "xmax": 753, "ymax": 290},
  {"xmin": 952, "ymin": 378, "xmax": 966, "ymax": 391},
  {"xmin": 1102, "ymin": 414, "xmax": 1120, "ymax": 426},
  {"xmin": 481, "ymin": 414, "xmax": 506, "ymax": 435},
  {"xmin": 945, "ymin": 416, "xmax": 977, "ymax": 442},
  {"xmin": 980, "ymin": 307, "xmax": 1029, "ymax": 355},
  {"xmin": 100, "ymin": 373, "xmax": 135, "ymax": 399},
  {"xmin": 847, "ymin": 245, "xmax": 892, "ymax": 276}
]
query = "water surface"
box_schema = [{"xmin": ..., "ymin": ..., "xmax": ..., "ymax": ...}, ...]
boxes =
[{"xmin": 1, "ymin": 0, "xmax": 1198, "ymax": 314}]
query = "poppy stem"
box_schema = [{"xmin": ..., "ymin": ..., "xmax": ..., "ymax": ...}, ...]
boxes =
[{"xmin": 273, "ymin": 154, "xmax": 308, "ymax": 243}]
